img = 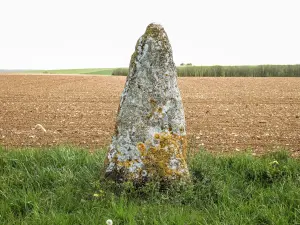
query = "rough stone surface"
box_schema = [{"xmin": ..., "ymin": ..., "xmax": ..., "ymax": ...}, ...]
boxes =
[{"xmin": 104, "ymin": 23, "xmax": 190, "ymax": 183}]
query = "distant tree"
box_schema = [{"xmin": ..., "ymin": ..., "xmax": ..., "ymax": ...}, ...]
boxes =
[
  {"xmin": 186, "ymin": 63, "xmax": 193, "ymax": 66},
  {"xmin": 180, "ymin": 63, "xmax": 185, "ymax": 66}
]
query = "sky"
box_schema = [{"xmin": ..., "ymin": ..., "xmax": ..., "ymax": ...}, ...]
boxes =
[{"xmin": 0, "ymin": 0, "xmax": 299, "ymax": 69}]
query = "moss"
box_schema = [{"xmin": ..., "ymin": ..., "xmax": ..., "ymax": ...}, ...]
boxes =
[
  {"xmin": 129, "ymin": 51, "xmax": 138, "ymax": 70},
  {"xmin": 144, "ymin": 24, "xmax": 162, "ymax": 40}
]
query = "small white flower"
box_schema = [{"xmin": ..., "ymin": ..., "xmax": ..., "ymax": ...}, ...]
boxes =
[
  {"xmin": 106, "ymin": 219, "xmax": 113, "ymax": 225},
  {"xmin": 270, "ymin": 160, "xmax": 279, "ymax": 165},
  {"xmin": 93, "ymin": 193, "xmax": 100, "ymax": 198}
]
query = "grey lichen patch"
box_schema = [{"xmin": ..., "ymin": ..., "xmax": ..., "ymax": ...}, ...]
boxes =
[{"xmin": 104, "ymin": 23, "xmax": 190, "ymax": 184}]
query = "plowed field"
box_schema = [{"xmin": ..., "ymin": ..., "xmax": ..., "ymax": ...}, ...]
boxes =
[{"xmin": 0, "ymin": 75, "xmax": 299, "ymax": 155}]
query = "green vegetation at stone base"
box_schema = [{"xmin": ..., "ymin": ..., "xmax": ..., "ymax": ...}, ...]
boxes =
[
  {"xmin": 24, "ymin": 68, "xmax": 115, "ymax": 75},
  {"xmin": 112, "ymin": 64, "xmax": 300, "ymax": 77},
  {"xmin": 1, "ymin": 146, "xmax": 300, "ymax": 224}
]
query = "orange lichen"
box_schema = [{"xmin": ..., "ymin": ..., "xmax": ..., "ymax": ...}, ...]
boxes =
[{"xmin": 137, "ymin": 142, "xmax": 146, "ymax": 156}]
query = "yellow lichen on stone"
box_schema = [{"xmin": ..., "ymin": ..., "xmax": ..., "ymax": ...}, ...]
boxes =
[
  {"xmin": 154, "ymin": 133, "xmax": 160, "ymax": 139},
  {"xmin": 117, "ymin": 160, "xmax": 133, "ymax": 168},
  {"xmin": 150, "ymin": 98, "xmax": 156, "ymax": 107},
  {"xmin": 137, "ymin": 132, "xmax": 188, "ymax": 181},
  {"xmin": 149, "ymin": 147, "xmax": 157, "ymax": 153},
  {"xmin": 157, "ymin": 107, "xmax": 163, "ymax": 113}
]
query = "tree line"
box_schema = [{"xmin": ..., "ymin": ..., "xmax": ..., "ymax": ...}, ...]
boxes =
[{"xmin": 112, "ymin": 64, "xmax": 300, "ymax": 77}]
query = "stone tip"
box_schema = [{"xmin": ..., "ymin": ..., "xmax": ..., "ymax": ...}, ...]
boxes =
[
  {"xmin": 146, "ymin": 23, "xmax": 164, "ymax": 30},
  {"xmin": 144, "ymin": 23, "xmax": 167, "ymax": 40}
]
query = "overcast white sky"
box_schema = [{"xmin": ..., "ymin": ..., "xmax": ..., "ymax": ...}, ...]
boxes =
[{"xmin": 0, "ymin": 0, "xmax": 299, "ymax": 69}]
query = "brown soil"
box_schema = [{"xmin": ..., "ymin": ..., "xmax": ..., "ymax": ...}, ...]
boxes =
[{"xmin": 0, "ymin": 75, "xmax": 299, "ymax": 156}]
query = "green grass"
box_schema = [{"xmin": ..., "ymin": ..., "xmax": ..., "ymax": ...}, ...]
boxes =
[
  {"xmin": 1, "ymin": 146, "xmax": 300, "ymax": 224},
  {"xmin": 23, "ymin": 68, "xmax": 115, "ymax": 75}
]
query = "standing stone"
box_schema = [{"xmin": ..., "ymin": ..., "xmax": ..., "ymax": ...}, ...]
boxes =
[{"xmin": 104, "ymin": 23, "xmax": 189, "ymax": 184}]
